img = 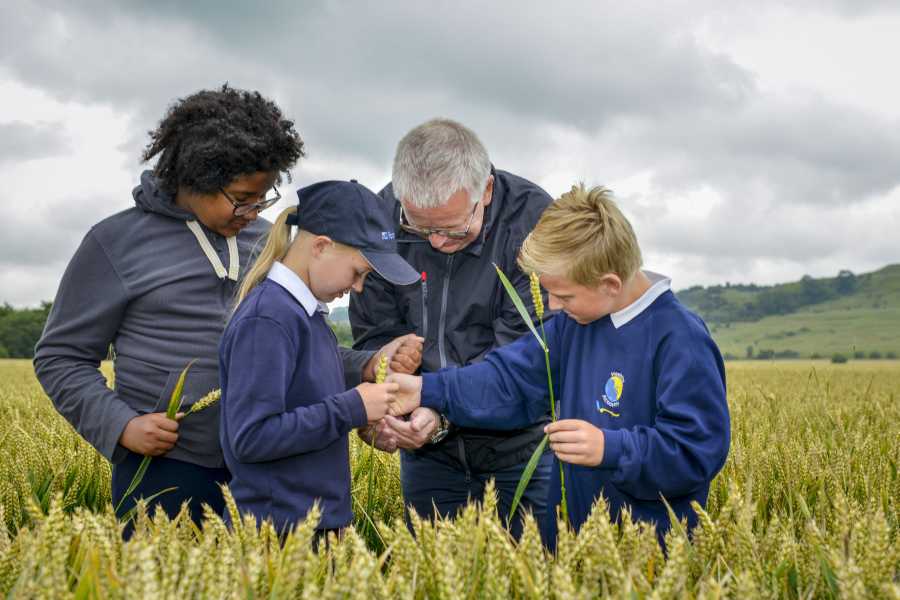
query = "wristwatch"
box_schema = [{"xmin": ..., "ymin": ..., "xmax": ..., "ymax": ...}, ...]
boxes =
[{"xmin": 429, "ymin": 413, "xmax": 451, "ymax": 444}]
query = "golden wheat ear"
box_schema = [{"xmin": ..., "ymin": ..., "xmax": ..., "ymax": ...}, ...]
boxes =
[{"xmin": 375, "ymin": 354, "xmax": 388, "ymax": 384}]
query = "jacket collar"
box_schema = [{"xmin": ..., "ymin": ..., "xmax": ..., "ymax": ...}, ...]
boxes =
[{"xmin": 459, "ymin": 165, "xmax": 500, "ymax": 258}]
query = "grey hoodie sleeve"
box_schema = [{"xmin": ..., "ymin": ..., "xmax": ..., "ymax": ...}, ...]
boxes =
[{"xmin": 33, "ymin": 230, "xmax": 139, "ymax": 463}]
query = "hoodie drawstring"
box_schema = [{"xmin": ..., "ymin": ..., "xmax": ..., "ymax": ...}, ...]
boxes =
[{"xmin": 186, "ymin": 220, "xmax": 239, "ymax": 281}]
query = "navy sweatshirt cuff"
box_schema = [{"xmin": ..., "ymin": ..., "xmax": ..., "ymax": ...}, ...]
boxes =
[
  {"xmin": 420, "ymin": 374, "xmax": 444, "ymax": 413},
  {"xmin": 343, "ymin": 388, "xmax": 368, "ymax": 429},
  {"xmin": 599, "ymin": 428, "xmax": 624, "ymax": 469}
]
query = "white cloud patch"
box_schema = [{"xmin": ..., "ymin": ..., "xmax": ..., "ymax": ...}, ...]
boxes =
[{"xmin": 0, "ymin": 121, "xmax": 70, "ymax": 163}]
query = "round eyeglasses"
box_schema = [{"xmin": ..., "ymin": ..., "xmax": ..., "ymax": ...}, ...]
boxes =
[
  {"xmin": 221, "ymin": 186, "xmax": 281, "ymax": 217},
  {"xmin": 398, "ymin": 198, "xmax": 481, "ymax": 240}
]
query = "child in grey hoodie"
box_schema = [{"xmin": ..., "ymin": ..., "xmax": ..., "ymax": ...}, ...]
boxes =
[{"xmin": 34, "ymin": 85, "xmax": 416, "ymax": 529}]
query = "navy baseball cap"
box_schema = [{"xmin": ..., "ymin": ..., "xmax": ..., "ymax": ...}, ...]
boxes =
[{"xmin": 286, "ymin": 180, "xmax": 420, "ymax": 286}]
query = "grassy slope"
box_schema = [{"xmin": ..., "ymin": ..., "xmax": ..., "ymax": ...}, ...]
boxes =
[{"xmin": 696, "ymin": 264, "xmax": 900, "ymax": 358}]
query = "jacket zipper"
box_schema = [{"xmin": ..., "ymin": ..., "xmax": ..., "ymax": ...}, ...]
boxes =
[
  {"xmin": 438, "ymin": 254, "xmax": 454, "ymax": 368},
  {"xmin": 420, "ymin": 272, "xmax": 428, "ymax": 341}
]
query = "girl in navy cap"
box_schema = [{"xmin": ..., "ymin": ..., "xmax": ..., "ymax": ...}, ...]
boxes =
[{"xmin": 218, "ymin": 180, "xmax": 420, "ymax": 537}]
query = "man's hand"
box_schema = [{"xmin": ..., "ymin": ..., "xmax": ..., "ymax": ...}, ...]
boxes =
[
  {"xmin": 362, "ymin": 334, "xmax": 424, "ymax": 381},
  {"xmin": 545, "ymin": 419, "xmax": 605, "ymax": 467},
  {"xmin": 389, "ymin": 336, "xmax": 424, "ymax": 374},
  {"xmin": 381, "ymin": 408, "xmax": 440, "ymax": 449},
  {"xmin": 119, "ymin": 412, "xmax": 183, "ymax": 456},
  {"xmin": 357, "ymin": 422, "xmax": 398, "ymax": 453},
  {"xmin": 385, "ymin": 373, "xmax": 423, "ymax": 416}
]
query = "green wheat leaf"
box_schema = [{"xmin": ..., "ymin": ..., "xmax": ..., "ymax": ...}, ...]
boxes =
[
  {"xmin": 118, "ymin": 486, "xmax": 178, "ymax": 524},
  {"xmin": 493, "ymin": 263, "xmax": 546, "ymax": 352},
  {"xmin": 166, "ymin": 359, "xmax": 196, "ymax": 419},
  {"xmin": 508, "ymin": 433, "xmax": 549, "ymax": 523},
  {"xmin": 114, "ymin": 455, "xmax": 152, "ymax": 515}
]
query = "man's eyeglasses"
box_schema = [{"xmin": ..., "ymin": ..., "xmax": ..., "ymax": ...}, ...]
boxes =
[
  {"xmin": 399, "ymin": 199, "xmax": 480, "ymax": 240},
  {"xmin": 221, "ymin": 186, "xmax": 281, "ymax": 217}
]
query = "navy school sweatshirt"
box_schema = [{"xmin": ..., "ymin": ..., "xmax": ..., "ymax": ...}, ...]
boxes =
[
  {"xmin": 219, "ymin": 263, "xmax": 368, "ymax": 533},
  {"xmin": 420, "ymin": 273, "xmax": 730, "ymax": 544}
]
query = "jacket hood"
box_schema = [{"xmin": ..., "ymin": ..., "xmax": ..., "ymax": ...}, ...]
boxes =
[{"xmin": 133, "ymin": 170, "xmax": 195, "ymax": 221}]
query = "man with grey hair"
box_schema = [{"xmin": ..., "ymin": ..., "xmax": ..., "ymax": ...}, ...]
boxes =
[{"xmin": 350, "ymin": 118, "xmax": 553, "ymax": 537}]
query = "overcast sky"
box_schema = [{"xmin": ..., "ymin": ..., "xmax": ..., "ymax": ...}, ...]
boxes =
[{"xmin": 2, "ymin": 1, "xmax": 899, "ymax": 308}]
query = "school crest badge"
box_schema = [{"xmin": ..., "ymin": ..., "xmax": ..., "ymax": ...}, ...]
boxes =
[{"xmin": 596, "ymin": 371, "xmax": 624, "ymax": 417}]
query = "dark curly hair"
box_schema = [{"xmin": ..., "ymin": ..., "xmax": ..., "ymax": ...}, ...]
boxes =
[{"xmin": 143, "ymin": 84, "xmax": 305, "ymax": 195}]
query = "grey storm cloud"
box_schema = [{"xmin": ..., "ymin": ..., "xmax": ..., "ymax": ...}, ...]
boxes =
[
  {"xmin": 0, "ymin": 2, "xmax": 755, "ymax": 158},
  {"xmin": 0, "ymin": 191, "xmax": 115, "ymax": 269},
  {"xmin": 1, "ymin": 0, "xmax": 899, "ymax": 304},
  {"xmin": 620, "ymin": 96, "xmax": 900, "ymax": 207},
  {"xmin": 0, "ymin": 121, "xmax": 70, "ymax": 164},
  {"xmin": 5, "ymin": 0, "xmax": 898, "ymax": 208}
]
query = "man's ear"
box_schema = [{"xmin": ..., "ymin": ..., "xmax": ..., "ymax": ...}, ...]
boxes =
[
  {"xmin": 481, "ymin": 175, "xmax": 495, "ymax": 207},
  {"xmin": 598, "ymin": 273, "xmax": 623, "ymax": 297}
]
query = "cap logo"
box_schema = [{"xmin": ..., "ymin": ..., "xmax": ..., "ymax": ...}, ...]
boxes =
[{"xmin": 381, "ymin": 231, "xmax": 395, "ymax": 240}]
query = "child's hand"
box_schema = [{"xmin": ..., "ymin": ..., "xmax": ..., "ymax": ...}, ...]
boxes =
[
  {"xmin": 356, "ymin": 382, "xmax": 399, "ymax": 424},
  {"xmin": 545, "ymin": 419, "xmax": 605, "ymax": 467},
  {"xmin": 385, "ymin": 373, "xmax": 422, "ymax": 416},
  {"xmin": 119, "ymin": 412, "xmax": 182, "ymax": 456}
]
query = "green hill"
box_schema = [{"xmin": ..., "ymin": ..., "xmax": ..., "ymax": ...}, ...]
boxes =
[{"xmin": 676, "ymin": 264, "xmax": 900, "ymax": 359}]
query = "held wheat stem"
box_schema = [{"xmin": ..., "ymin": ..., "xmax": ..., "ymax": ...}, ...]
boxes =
[
  {"xmin": 540, "ymin": 320, "xmax": 568, "ymax": 526},
  {"xmin": 534, "ymin": 277, "xmax": 568, "ymax": 528},
  {"xmin": 360, "ymin": 354, "xmax": 388, "ymax": 549}
]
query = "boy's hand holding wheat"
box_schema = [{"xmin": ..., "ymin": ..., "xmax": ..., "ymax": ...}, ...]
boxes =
[{"xmin": 545, "ymin": 419, "xmax": 605, "ymax": 466}]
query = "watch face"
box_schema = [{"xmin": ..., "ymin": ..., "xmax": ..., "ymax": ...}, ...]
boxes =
[{"xmin": 430, "ymin": 429, "xmax": 449, "ymax": 444}]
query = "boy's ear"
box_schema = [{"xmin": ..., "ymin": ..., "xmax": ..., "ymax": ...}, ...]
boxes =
[{"xmin": 598, "ymin": 273, "xmax": 623, "ymax": 297}]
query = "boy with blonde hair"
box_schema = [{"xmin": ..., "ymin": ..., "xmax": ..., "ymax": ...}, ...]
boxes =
[{"xmin": 388, "ymin": 184, "xmax": 730, "ymax": 545}]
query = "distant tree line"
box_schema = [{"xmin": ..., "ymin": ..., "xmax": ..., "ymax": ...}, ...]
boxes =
[
  {"xmin": 678, "ymin": 270, "xmax": 859, "ymax": 324},
  {"xmin": 726, "ymin": 346, "xmax": 897, "ymax": 362},
  {"xmin": 0, "ymin": 303, "xmax": 53, "ymax": 358},
  {"xmin": 0, "ymin": 302, "xmax": 355, "ymax": 359}
]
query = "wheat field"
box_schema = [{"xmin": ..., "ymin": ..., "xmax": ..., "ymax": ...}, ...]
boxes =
[{"xmin": 0, "ymin": 359, "xmax": 897, "ymax": 598}]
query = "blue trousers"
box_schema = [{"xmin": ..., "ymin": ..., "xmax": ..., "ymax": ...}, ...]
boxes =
[
  {"xmin": 112, "ymin": 451, "xmax": 230, "ymax": 537},
  {"xmin": 400, "ymin": 448, "xmax": 553, "ymax": 539}
]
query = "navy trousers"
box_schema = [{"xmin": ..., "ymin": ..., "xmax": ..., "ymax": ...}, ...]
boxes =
[
  {"xmin": 400, "ymin": 448, "xmax": 553, "ymax": 539},
  {"xmin": 112, "ymin": 451, "xmax": 230, "ymax": 537}
]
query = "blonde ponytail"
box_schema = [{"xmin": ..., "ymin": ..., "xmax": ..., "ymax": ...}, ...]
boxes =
[{"xmin": 236, "ymin": 206, "xmax": 297, "ymax": 306}]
